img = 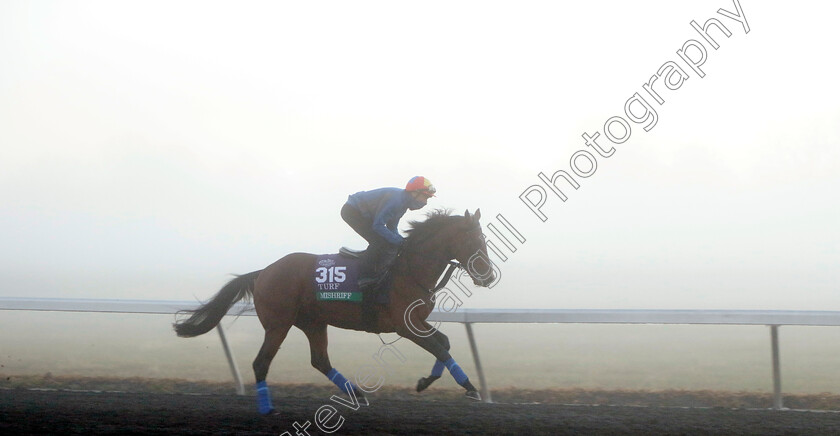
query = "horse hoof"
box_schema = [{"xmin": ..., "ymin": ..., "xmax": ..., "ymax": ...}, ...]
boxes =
[
  {"xmin": 259, "ymin": 407, "xmax": 276, "ymax": 415},
  {"xmin": 465, "ymin": 390, "xmax": 481, "ymax": 401},
  {"xmin": 416, "ymin": 377, "xmax": 431, "ymax": 392},
  {"xmin": 353, "ymin": 389, "xmax": 370, "ymax": 406}
]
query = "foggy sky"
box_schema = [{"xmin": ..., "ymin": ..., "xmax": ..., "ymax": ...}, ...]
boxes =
[{"xmin": 1, "ymin": 0, "xmax": 837, "ymax": 310}]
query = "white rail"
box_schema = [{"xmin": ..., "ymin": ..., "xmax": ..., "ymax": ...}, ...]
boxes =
[{"xmin": 3, "ymin": 297, "xmax": 839, "ymax": 409}]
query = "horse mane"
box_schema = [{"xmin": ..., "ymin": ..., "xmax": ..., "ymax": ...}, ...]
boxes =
[{"xmin": 404, "ymin": 208, "xmax": 457, "ymax": 249}]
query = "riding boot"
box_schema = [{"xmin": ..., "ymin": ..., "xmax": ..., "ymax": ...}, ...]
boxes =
[
  {"xmin": 361, "ymin": 244, "xmax": 398, "ymax": 292},
  {"xmin": 358, "ymin": 246, "xmax": 381, "ymax": 291},
  {"xmin": 357, "ymin": 250, "xmax": 372, "ymax": 285},
  {"xmin": 360, "ymin": 244, "xmax": 399, "ymax": 332}
]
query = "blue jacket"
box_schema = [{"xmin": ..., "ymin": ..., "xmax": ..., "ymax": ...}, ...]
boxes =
[{"xmin": 346, "ymin": 187, "xmax": 425, "ymax": 245}]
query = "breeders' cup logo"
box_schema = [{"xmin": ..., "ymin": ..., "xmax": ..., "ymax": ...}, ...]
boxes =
[{"xmin": 318, "ymin": 258, "xmax": 336, "ymax": 268}]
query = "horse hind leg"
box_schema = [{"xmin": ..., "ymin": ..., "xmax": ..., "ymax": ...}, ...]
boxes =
[
  {"xmin": 300, "ymin": 322, "xmax": 369, "ymax": 407},
  {"xmin": 253, "ymin": 324, "xmax": 292, "ymax": 415}
]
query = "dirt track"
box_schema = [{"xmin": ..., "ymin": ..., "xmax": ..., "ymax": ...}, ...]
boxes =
[{"xmin": 2, "ymin": 389, "xmax": 840, "ymax": 435}]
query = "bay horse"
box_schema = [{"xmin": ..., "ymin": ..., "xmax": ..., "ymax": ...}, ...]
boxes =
[{"xmin": 174, "ymin": 209, "xmax": 496, "ymax": 414}]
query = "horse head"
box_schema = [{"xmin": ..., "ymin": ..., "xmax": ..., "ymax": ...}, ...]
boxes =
[
  {"xmin": 451, "ymin": 209, "xmax": 497, "ymax": 287},
  {"xmin": 404, "ymin": 208, "xmax": 498, "ymax": 288}
]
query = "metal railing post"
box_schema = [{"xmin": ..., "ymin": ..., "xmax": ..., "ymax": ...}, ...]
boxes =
[
  {"xmin": 465, "ymin": 322, "xmax": 492, "ymax": 403},
  {"xmin": 770, "ymin": 325, "xmax": 783, "ymax": 410},
  {"xmin": 216, "ymin": 324, "xmax": 246, "ymax": 396}
]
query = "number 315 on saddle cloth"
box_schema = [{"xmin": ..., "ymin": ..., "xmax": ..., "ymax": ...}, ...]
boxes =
[{"xmin": 312, "ymin": 254, "xmax": 362, "ymax": 302}]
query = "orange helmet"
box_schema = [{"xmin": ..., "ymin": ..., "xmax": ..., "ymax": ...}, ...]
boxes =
[{"xmin": 405, "ymin": 176, "xmax": 436, "ymax": 197}]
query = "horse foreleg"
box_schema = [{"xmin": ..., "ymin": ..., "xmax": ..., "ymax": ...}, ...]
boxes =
[
  {"xmin": 402, "ymin": 322, "xmax": 480, "ymax": 400},
  {"xmin": 301, "ymin": 323, "xmax": 369, "ymax": 407},
  {"xmin": 416, "ymin": 330, "xmax": 450, "ymax": 393},
  {"xmin": 252, "ymin": 325, "xmax": 291, "ymax": 415}
]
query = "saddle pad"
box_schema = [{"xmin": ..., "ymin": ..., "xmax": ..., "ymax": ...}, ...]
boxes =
[{"xmin": 312, "ymin": 254, "xmax": 362, "ymax": 302}]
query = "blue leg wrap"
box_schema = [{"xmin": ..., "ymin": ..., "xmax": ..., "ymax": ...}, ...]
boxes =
[
  {"xmin": 256, "ymin": 381, "xmax": 274, "ymax": 415},
  {"xmin": 431, "ymin": 360, "xmax": 445, "ymax": 377},
  {"xmin": 326, "ymin": 368, "xmax": 353, "ymax": 395},
  {"xmin": 444, "ymin": 358, "xmax": 470, "ymax": 386}
]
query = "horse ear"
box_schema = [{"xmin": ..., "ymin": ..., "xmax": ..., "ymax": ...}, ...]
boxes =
[
  {"xmin": 464, "ymin": 209, "xmax": 471, "ymax": 219},
  {"xmin": 474, "ymin": 209, "xmax": 481, "ymax": 221}
]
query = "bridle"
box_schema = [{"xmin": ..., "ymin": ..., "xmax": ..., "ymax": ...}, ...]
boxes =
[{"xmin": 429, "ymin": 261, "xmax": 462, "ymax": 294}]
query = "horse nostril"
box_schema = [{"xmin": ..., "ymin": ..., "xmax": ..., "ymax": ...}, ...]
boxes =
[
  {"xmin": 474, "ymin": 274, "xmax": 494, "ymax": 287},
  {"xmin": 484, "ymin": 274, "xmax": 497, "ymax": 287}
]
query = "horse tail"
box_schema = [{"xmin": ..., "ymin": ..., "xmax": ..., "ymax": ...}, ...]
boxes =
[{"xmin": 173, "ymin": 270, "xmax": 262, "ymax": 338}]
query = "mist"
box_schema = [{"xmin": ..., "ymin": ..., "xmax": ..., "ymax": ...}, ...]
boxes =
[{"xmin": 1, "ymin": 1, "xmax": 838, "ymax": 393}]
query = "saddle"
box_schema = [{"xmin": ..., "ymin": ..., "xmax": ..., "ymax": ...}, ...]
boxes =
[{"xmin": 338, "ymin": 247, "xmax": 365, "ymax": 259}]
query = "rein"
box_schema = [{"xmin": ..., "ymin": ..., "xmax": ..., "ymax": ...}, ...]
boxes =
[{"xmin": 431, "ymin": 261, "xmax": 461, "ymax": 293}]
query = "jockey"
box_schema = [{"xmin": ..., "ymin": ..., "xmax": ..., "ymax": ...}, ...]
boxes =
[{"xmin": 341, "ymin": 176, "xmax": 436, "ymax": 291}]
